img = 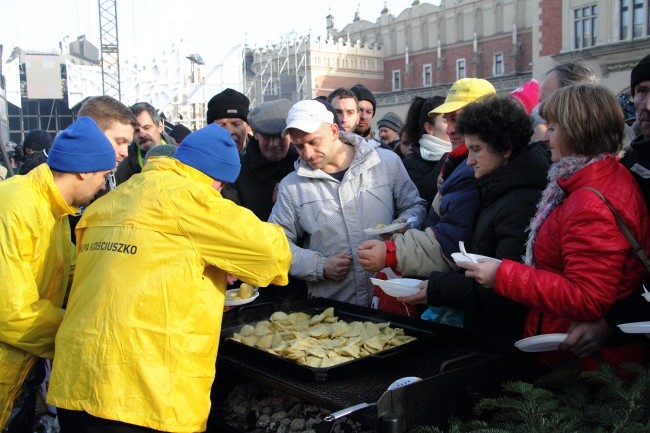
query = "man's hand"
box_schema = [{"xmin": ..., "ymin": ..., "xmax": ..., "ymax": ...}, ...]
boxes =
[
  {"xmin": 357, "ymin": 240, "xmax": 387, "ymax": 272},
  {"xmin": 323, "ymin": 251, "xmax": 352, "ymax": 281},
  {"xmin": 558, "ymin": 319, "xmax": 613, "ymax": 358},
  {"xmin": 456, "ymin": 258, "xmax": 501, "ymax": 288},
  {"xmin": 398, "ymin": 280, "xmax": 428, "ymax": 305}
]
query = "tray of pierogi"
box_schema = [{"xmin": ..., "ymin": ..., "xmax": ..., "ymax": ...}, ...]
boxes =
[{"xmin": 219, "ymin": 297, "xmax": 436, "ymax": 381}]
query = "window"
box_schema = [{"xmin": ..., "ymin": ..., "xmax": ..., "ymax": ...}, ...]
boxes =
[
  {"xmin": 392, "ymin": 70, "xmax": 401, "ymax": 91},
  {"xmin": 622, "ymin": 0, "xmax": 647, "ymax": 39},
  {"xmin": 493, "ymin": 53, "xmax": 504, "ymax": 76},
  {"xmin": 456, "ymin": 59, "xmax": 466, "ymax": 80},
  {"xmin": 633, "ymin": 0, "xmax": 644, "ymax": 38},
  {"xmin": 621, "ymin": 0, "xmax": 629, "ymax": 39},
  {"xmin": 574, "ymin": 5, "xmax": 597, "ymax": 48},
  {"xmin": 423, "ymin": 63, "xmax": 432, "ymax": 86}
]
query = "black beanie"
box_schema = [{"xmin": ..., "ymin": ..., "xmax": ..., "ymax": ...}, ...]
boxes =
[
  {"xmin": 169, "ymin": 124, "xmax": 192, "ymax": 144},
  {"xmin": 22, "ymin": 129, "xmax": 53, "ymax": 152},
  {"xmin": 631, "ymin": 53, "xmax": 650, "ymax": 96},
  {"xmin": 351, "ymin": 84, "xmax": 377, "ymax": 113},
  {"xmin": 206, "ymin": 88, "xmax": 250, "ymax": 124}
]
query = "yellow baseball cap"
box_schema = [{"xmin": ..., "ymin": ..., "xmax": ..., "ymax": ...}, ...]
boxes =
[{"xmin": 430, "ymin": 78, "xmax": 496, "ymax": 115}]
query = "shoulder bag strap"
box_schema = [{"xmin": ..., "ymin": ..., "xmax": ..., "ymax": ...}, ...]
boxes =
[{"xmin": 584, "ymin": 187, "xmax": 650, "ymax": 274}]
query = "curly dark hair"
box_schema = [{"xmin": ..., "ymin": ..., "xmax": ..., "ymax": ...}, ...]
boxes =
[{"xmin": 456, "ymin": 95, "xmax": 532, "ymax": 157}]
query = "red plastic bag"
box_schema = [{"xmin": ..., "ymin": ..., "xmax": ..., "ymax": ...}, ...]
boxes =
[{"xmin": 370, "ymin": 269, "xmax": 418, "ymax": 317}]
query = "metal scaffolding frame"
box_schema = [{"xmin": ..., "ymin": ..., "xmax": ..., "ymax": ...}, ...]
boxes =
[
  {"xmin": 254, "ymin": 35, "xmax": 308, "ymax": 104},
  {"xmin": 98, "ymin": 0, "xmax": 121, "ymax": 100}
]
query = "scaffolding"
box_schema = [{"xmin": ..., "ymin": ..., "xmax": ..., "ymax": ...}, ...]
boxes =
[
  {"xmin": 252, "ymin": 35, "xmax": 309, "ymax": 104},
  {"xmin": 98, "ymin": 0, "xmax": 121, "ymax": 100}
]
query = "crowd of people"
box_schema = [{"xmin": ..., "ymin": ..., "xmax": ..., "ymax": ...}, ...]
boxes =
[{"xmin": 0, "ymin": 54, "xmax": 649, "ymax": 433}]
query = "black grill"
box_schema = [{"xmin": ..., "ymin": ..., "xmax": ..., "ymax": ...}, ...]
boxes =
[{"xmin": 211, "ymin": 298, "xmax": 532, "ymax": 432}]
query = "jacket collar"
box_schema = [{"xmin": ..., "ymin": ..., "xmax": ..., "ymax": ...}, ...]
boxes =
[
  {"xmin": 30, "ymin": 163, "xmax": 78, "ymax": 217},
  {"xmin": 143, "ymin": 155, "xmax": 214, "ymax": 186},
  {"xmin": 557, "ymin": 154, "xmax": 618, "ymax": 193}
]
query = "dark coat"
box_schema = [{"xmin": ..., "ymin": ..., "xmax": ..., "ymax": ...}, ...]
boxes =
[
  {"xmin": 426, "ymin": 142, "xmax": 550, "ymax": 340},
  {"xmin": 402, "ymin": 141, "xmax": 444, "ymax": 212},
  {"xmin": 605, "ymin": 135, "xmax": 650, "ymax": 328},
  {"xmin": 221, "ymin": 136, "xmax": 298, "ymax": 221},
  {"xmin": 115, "ymin": 133, "xmax": 177, "ymax": 185},
  {"xmin": 221, "ymin": 137, "xmax": 305, "ymax": 304}
]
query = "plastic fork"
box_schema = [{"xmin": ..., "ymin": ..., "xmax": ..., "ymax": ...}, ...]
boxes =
[{"xmin": 459, "ymin": 241, "xmax": 477, "ymax": 263}]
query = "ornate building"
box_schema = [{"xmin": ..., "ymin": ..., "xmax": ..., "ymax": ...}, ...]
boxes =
[
  {"xmin": 535, "ymin": 0, "xmax": 650, "ymax": 95},
  {"xmin": 249, "ymin": 0, "xmax": 535, "ymax": 119}
]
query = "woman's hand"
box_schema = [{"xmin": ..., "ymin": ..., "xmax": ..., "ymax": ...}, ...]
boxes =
[
  {"xmin": 456, "ymin": 258, "xmax": 501, "ymax": 288},
  {"xmin": 398, "ymin": 280, "xmax": 428, "ymax": 305}
]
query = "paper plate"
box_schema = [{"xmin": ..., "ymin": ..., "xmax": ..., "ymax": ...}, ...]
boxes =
[
  {"xmin": 617, "ymin": 321, "xmax": 650, "ymax": 334},
  {"xmin": 364, "ymin": 222, "xmax": 407, "ymax": 235},
  {"xmin": 370, "ymin": 277, "xmax": 422, "ymax": 297},
  {"xmin": 224, "ymin": 288, "xmax": 259, "ymax": 307},
  {"xmin": 450, "ymin": 252, "xmax": 501, "ymax": 265},
  {"xmin": 514, "ymin": 333, "xmax": 568, "ymax": 352}
]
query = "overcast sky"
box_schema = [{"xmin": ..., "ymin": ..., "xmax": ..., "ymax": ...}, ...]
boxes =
[{"xmin": 0, "ymin": 0, "xmax": 427, "ymax": 64}]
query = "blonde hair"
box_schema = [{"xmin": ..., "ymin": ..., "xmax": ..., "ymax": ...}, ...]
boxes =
[{"xmin": 539, "ymin": 83, "xmax": 624, "ymax": 156}]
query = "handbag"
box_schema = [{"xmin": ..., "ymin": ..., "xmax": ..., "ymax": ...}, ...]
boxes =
[{"xmin": 584, "ymin": 187, "xmax": 650, "ymax": 273}]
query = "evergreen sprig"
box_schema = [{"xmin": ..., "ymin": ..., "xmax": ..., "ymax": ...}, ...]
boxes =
[{"xmin": 407, "ymin": 362, "xmax": 650, "ymax": 433}]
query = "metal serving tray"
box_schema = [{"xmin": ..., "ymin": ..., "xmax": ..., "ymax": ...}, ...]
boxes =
[{"xmin": 219, "ymin": 297, "xmax": 439, "ymax": 382}]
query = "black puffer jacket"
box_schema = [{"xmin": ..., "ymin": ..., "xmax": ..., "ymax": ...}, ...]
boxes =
[
  {"xmin": 605, "ymin": 135, "xmax": 650, "ymax": 329},
  {"xmin": 426, "ymin": 142, "xmax": 550, "ymax": 340},
  {"xmin": 402, "ymin": 141, "xmax": 444, "ymax": 212},
  {"xmin": 221, "ymin": 136, "xmax": 298, "ymax": 221}
]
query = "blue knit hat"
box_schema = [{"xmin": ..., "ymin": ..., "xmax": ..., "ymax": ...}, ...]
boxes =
[
  {"xmin": 174, "ymin": 124, "xmax": 241, "ymax": 183},
  {"xmin": 47, "ymin": 117, "xmax": 116, "ymax": 173}
]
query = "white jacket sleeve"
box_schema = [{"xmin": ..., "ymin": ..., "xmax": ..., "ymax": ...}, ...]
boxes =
[{"xmin": 268, "ymin": 183, "xmax": 327, "ymax": 282}]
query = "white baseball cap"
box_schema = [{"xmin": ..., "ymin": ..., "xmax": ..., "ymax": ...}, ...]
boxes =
[{"xmin": 281, "ymin": 100, "xmax": 335, "ymax": 137}]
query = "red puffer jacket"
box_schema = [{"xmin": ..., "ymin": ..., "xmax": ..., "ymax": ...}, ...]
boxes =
[{"xmin": 495, "ymin": 156, "xmax": 650, "ymax": 368}]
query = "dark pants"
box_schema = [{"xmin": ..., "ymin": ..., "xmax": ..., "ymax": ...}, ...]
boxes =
[
  {"xmin": 3, "ymin": 359, "xmax": 45, "ymax": 433},
  {"xmin": 57, "ymin": 409, "xmax": 162, "ymax": 433}
]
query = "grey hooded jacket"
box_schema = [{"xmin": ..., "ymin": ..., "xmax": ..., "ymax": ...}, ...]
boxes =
[{"xmin": 268, "ymin": 132, "xmax": 426, "ymax": 306}]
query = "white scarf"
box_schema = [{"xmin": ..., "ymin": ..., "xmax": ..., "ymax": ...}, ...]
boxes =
[
  {"xmin": 419, "ymin": 134, "xmax": 452, "ymax": 162},
  {"xmin": 524, "ymin": 154, "xmax": 610, "ymax": 266}
]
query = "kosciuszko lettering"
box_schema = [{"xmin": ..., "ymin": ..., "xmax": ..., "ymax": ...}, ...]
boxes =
[{"xmin": 79, "ymin": 240, "xmax": 138, "ymax": 255}]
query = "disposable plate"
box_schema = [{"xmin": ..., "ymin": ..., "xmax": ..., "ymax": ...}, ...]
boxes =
[
  {"xmin": 370, "ymin": 277, "xmax": 422, "ymax": 297},
  {"xmin": 451, "ymin": 252, "xmax": 501, "ymax": 266},
  {"xmin": 364, "ymin": 222, "xmax": 407, "ymax": 235},
  {"xmin": 514, "ymin": 333, "xmax": 568, "ymax": 352},
  {"xmin": 617, "ymin": 321, "xmax": 650, "ymax": 334},
  {"xmin": 225, "ymin": 289, "xmax": 259, "ymax": 307}
]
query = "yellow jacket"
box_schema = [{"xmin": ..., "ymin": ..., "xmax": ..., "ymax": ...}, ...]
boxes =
[
  {"xmin": 0, "ymin": 164, "xmax": 74, "ymax": 426},
  {"xmin": 48, "ymin": 157, "xmax": 291, "ymax": 432}
]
